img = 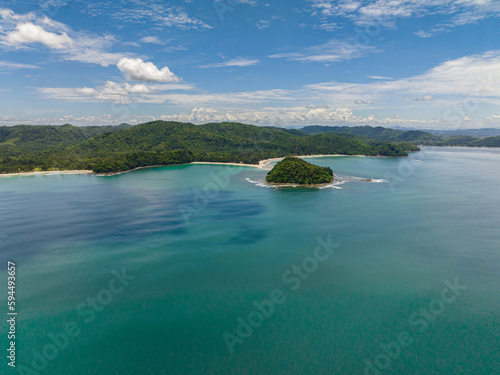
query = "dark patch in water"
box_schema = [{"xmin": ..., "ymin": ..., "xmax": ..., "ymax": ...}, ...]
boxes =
[
  {"xmin": 0, "ymin": 185, "xmax": 188, "ymax": 261},
  {"xmin": 206, "ymin": 192, "xmax": 265, "ymax": 220},
  {"xmin": 226, "ymin": 225, "xmax": 268, "ymax": 245}
]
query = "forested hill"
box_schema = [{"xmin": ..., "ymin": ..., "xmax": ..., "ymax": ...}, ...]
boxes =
[
  {"xmin": 299, "ymin": 125, "xmax": 444, "ymax": 143},
  {"xmin": 299, "ymin": 125, "xmax": 500, "ymax": 147},
  {"xmin": 0, "ymin": 121, "xmax": 418, "ymax": 174},
  {"xmin": 0, "ymin": 123, "xmax": 130, "ymax": 154}
]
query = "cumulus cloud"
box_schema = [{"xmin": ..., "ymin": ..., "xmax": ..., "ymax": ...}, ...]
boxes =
[
  {"xmin": 39, "ymin": 81, "xmax": 195, "ymax": 103},
  {"xmin": 486, "ymin": 115, "xmax": 500, "ymax": 121},
  {"xmin": 158, "ymin": 107, "xmax": 431, "ymax": 128},
  {"xmin": 5, "ymin": 22, "xmax": 73, "ymax": 49},
  {"xmin": 75, "ymin": 81, "xmax": 155, "ymax": 102},
  {"xmin": 0, "ymin": 9, "xmax": 127, "ymax": 66},
  {"xmin": 117, "ymin": 58, "xmax": 179, "ymax": 83}
]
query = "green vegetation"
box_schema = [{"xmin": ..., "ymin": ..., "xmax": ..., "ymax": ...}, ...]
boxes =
[
  {"xmin": 299, "ymin": 125, "xmax": 443, "ymax": 143},
  {"xmin": 0, "ymin": 121, "xmax": 418, "ymax": 174},
  {"xmin": 471, "ymin": 136, "xmax": 500, "ymax": 147},
  {"xmin": 266, "ymin": 157, "xmax": 334, "ymax": 185},
  {"xmin": 299, "ymin": 125, "xmax": 500, "ymax": 146}
]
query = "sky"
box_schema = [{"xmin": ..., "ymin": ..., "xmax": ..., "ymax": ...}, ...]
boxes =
[{"xmin": 0, "ymin": 0, "xmax": 500, "ymax": 129}]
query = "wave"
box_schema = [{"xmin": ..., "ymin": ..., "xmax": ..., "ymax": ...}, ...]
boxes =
[
  {"xmin": 348, "ymin": 176, "xmax": 388, "ymax": 183},
  {"xmin": 318, "ymin": 180, "xmax": 346, "ymax": 190},
  {"xmin": 245, "ymin": 178, "xmax": 277, "ymax": 188},
  {"xmin": 246, "ymin": 176, "xmax": 385, "ymax": 189}
]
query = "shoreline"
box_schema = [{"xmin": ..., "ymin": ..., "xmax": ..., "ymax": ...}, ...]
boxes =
[
  {"xmin": 0, "ymin": 146, "xmax": 497, "ymax": 178},
  {"xmin": 0, "ymin": 155, "xmax": 356, "ymax": 177},
  {"xmin": 0, "ymin": 170, "xmax": 93, "ymax": 178},
  {"xmin": 192, "ymin": 154, "xmax": 361, "ymax": 170}
]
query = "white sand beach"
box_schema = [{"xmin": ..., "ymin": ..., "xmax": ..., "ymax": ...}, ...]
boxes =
[{"xmin": 192, "ymin": 154, "xmax": 353, "ymax": 170}]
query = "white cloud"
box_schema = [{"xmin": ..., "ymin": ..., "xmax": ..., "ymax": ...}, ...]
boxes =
[
  {"xmin": 269, "ymin": 38, "xmax": 379, "ymax": 62},
  {"xmin": 5, "ymin": 22, "xmax": 73, "ymax": 49},
  {"xmin": 317, "ymin": 22, "xmax": 340, "ymax": 31},
  {"xmin": 256, "ymin": 20, "xmax": 271, "ymax": 30},
  {"xmin": 486, "ymin": 114, "xmax": 500, "ymax": 121},
  {"xmin": 111, "ymin": 3, "xmax": 211, "ymax": 30},
  {"xmin": 367, "ymin": 75, "xmax": 393, "ymax": 80},
  {"xmin": 140, "ymin": 36, "xmax": 164, "ymax": 44},
  {"xmin": 117, "ymin": 58, "xmax": 179, "ymax": 83},
  {"xmin": 405, "ymin": 95, "xmax": 434, "ymax": 102},
  {"xmin": 158, "ymin": 107, "xmax": 431, "ymax": 128},
  {"xmin": 35, "ymin": 51, "xmax": 500, "ymax": 128},
  {"xmin": 0, "ymin": 9, "xmax": 127, "ymax": 66},
  {"xmin": 307, "ymin": 50, "xmax": 500, "ymax": 100},
  {"xmin": 73, "ymin": 81, "xmax": 157, "ymax": 102},
  {"xmin": 0, "ymin": 60, "xmax": 40, "ymax": 69},
  {"xmin": 309, "ymin": 0, "xmax": 500, "ymax": 35},
  {"xmin": 307, "ymin": 104, "xmax": 330, "ymax": 109},
  {"xmin": 414, "ymin": 30, "xmax": 432, "ymax": 38},
  {"xmin": 198, "ymin": 57, "xmax": 259, "ymax": 68},
  {"xmin": 39, "ymin": 81, "xmax": 195, "ymax": 103}
]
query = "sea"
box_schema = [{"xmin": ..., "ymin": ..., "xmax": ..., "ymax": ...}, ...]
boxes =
[{"xmin": 0, "ymin": 147, "xmax": 498, "ymax": 374}]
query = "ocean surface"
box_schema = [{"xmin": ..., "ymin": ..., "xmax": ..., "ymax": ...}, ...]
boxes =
[{"xmin": 0, "ymin": 147, "xmax": 499, "ymax": 375}]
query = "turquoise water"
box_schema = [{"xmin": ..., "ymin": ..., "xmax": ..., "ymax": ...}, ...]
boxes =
[{"xmin": 0, "ymin": 147, "xmax": 499, "ymax": 374}]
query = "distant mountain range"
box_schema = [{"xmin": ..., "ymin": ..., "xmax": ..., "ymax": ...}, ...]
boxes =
[
  {"xmin": 392, "ymin": 127, "xmax": 500, "ymax": 138},
  {"xmin": 298, "ymin": 125, "xmax": 500, "ymax": 147}
]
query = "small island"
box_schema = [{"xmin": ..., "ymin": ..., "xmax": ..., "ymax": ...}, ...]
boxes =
[{"xmin": 265, "ymin": 157, "xmax": 334, "ymax": 186}]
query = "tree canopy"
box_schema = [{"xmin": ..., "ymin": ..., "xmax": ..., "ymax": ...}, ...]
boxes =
[
  {"xmin": 0, "ymin": 121, "xmax": 420, "ymax": 174},
  {"xmin": 266, "ymin": 157, "xmax": 334, "ymax": 185}
]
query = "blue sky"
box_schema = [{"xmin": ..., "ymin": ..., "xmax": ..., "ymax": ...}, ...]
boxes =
[{"xmin": 0, "ymin": 0, "xmax": 500, "ymax": 129}]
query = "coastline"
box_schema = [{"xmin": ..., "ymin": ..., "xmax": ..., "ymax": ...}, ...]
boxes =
[
  {"xmin": 0, "ymin": 154, "xmax": 367, "ymax": 177},
  {"xmin": 192, "ymin": 154, "xmax": 359, "ymax": 170}
]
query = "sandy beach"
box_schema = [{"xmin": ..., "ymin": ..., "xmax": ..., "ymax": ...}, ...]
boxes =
[{"xmin": 192, "ymin": 154, "xmax": 353, "ymax": 170}]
